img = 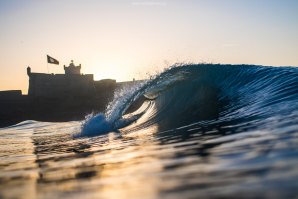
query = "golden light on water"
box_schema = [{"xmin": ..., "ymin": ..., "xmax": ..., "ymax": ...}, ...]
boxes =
[{"xmin": 98, "ymin": 139, "xmax": 163, "ymax": 199}]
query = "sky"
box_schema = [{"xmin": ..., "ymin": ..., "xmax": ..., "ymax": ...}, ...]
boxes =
[{"xmin": 0, "ymin": 0, "xmax": 297, "ymax": 94}]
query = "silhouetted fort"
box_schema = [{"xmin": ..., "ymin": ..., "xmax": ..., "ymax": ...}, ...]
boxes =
[
  {"xmin": 27, "ymin": 60, "xmax": 116, "ymax": 99},
  {"xmin": 0, "ymin": 61, "xmax": 143, "ymax": 127}
]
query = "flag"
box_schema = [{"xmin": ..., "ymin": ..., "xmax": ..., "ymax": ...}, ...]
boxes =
[{"xmin": 47, "ymin": 55, "xmax": 59, "ymax": 65}]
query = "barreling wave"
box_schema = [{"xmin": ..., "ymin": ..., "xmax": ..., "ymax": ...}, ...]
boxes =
[{"xmin": 79, "ymin": 64, "xmax": 298, "ymax": 137}]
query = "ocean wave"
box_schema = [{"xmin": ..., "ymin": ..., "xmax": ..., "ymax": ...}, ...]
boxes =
[{"xmin": 80, "ymin": 64, "xmax": 298, "ymax": 137}]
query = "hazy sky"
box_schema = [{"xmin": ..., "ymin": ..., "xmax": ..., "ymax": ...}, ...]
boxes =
[{"xmin": 0, "ymin": 0, "xmax": 297, "ymax": 93}]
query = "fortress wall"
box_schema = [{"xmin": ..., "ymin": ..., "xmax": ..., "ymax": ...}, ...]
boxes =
[
  {"xmin": 94, "ymin": 79, "xmax": 116, "ymax": 104},
  {"xmin": 0, "ymin": 90, "xmax": 23, "ymax": 100},
  {"xmin": 0, "ymin": 69, "xmax": 147, "ymax": 126},
  {"xmin": 29, "ymin": 73, "xmax": 96, "ymax": 99}
]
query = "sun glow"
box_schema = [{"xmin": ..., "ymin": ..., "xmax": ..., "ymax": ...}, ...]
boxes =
[
  {"xmin": 89, "ymin": 60, "xmax": 138, "ymax": 82},
  {"xmin": 93, "ymin": 66, "xmax": 134, "ymax": 82},
  {"xmin": 88, "ymin": 55, "xmax": 157, "ymax": 82}
]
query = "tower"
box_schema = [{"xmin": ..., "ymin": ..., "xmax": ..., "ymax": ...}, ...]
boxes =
[
  {"xmin": 64, "ymin": 60, "xmax": 81, "ymax": 75},
  {"xmin": 27, "ymin": 66, "xmax": 31, "ymax": 76}
]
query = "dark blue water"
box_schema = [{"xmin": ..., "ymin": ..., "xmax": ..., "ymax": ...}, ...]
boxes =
[{"xmin": 1, "ymin": 64, "xmax": 298, "ymax": 198}]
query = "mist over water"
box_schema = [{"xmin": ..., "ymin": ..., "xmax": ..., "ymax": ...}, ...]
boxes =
[{"xmin": 1, "ymin": 64, "xmax": 298, "ymax": 198}]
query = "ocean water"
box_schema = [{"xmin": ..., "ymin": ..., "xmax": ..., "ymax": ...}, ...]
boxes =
[{"xmin": 1, "ymin": 64, "xmax": 298, "ymax": 199}]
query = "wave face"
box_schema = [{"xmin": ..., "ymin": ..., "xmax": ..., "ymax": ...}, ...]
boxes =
[{"xmin": 81, "ymin": 64, "xmax": 298, "ymax": 137}]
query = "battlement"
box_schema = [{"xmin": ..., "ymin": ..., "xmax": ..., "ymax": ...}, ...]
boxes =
[
  {"xmin": 28, "ymin": 72, "xmax": 95, "ymax": 98},
  {"xmin": 64, "ymin": 60, "xmax": 81, "ymax": 75}
]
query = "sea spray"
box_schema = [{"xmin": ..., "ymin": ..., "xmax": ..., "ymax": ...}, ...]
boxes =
[
  {"xmin": 79, "ymin": 64, "xmax": 189, "ymax": 136},
  {"xmin": 78, "ymin": 81, "xmax": 146, "ymax": 137},
  {"xmin": 78, "ymin": 113, "xmax": 112, "ymax": 137}
]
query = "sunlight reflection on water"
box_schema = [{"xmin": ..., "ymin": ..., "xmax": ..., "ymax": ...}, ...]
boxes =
[{"xmin": 0, "ymin": 118, "xmax": 297, "ymax": 199}]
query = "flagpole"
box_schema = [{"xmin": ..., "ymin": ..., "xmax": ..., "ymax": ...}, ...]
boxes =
[{"xmin": 47, "ymin": 62, "xmax": 49, "ymax": 74}]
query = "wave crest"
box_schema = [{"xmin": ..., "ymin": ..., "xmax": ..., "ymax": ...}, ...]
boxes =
[{"xmin": 80, "ymin": 64, "xmax": 298, "ymax": 137}]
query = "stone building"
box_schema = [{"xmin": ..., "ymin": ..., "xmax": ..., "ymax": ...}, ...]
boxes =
[{"xmin": 27, "ymin": 61, "xmax": 98, "ymax": 99}]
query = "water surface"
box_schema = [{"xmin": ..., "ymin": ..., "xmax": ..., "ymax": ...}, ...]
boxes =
[{"xmin": 1, "ymin": 64, "xmax": 298, "ymax": 198}]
